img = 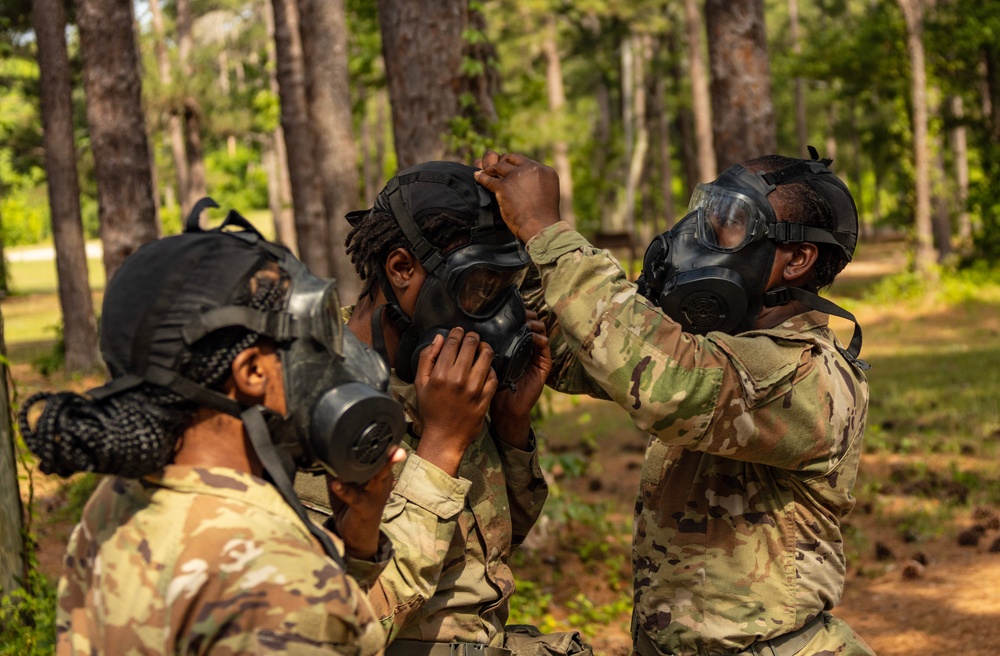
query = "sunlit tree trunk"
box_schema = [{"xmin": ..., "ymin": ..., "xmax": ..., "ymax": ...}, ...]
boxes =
[
  {"xmin": 149, "ymin": 0, "xmax": 189, "ymax": 211},
  {"xmin": 35, "ymin": 0, "xmax": 100, "ymax": 372},
  {"xmin": 898, "ymin": 0, "xmax": 935, "ymax": 275},
  {"xmin": 951, "ymin": 96, "xmax": 971, "ymax": 243},
  {"xmin": 298, "ymin": 0, "xmax": 362, "ymax": 299},
  {"xmin": 263, "ymin": 2, "xmax": 296, "ymax": 252},
  {"xmin": 379, "ymin": 0, "xmax": 462, "ymax": 167},
  {"xmin": 271, "ymin": 0, "xmax": 329, "ymax": 276},
  {"xmin": 789, "ymin": 0, "xmax": 808, "ymax": 157},
  {"xmin": 683, "ymin": 0, "xmax": 716, "ymax": 181},
  {"xmin": 177, "ymin": 0, "xmax": 207, "ymax": 211},
  {"xmin": 0, "ymin": 311, "xmax": 23, "ymax": 596},
  {"xmin": 76, "ymin": 0, "xmax": 159, "ymax": 282},
  {"xmin": 705, "ymin": 0, "xmax": 776, "ymax": 170},
  {"xmin": 543, "ymin": 13, "xmax": 576, "ymax": 228}
]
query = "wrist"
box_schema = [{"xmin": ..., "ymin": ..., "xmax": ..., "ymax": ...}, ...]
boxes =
[
  {"xmin": 516, "ymin": 215, "xmax": 559, "ymax": 243},
  {"xmin": 415, "ymin": 431, "xmax": 470, "ymax": 477}
]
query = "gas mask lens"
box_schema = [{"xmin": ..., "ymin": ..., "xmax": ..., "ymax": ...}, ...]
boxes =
[
  {"xmin": 457, "ymin": 264, "xmax": 528, "ymax": 317},
  {"xmin": 689, "ymin": 184, "xmax": 764, "ymax": 252}
]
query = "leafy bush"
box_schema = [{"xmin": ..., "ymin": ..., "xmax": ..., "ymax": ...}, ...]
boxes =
[{"xmin": 0, "ymin": 539, "xmax": 57, "ymax": 656}]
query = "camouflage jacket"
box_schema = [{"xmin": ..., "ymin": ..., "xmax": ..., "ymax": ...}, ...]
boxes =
[
  {"xmin": 57, "ymin": 465, "xmax": 388, "ymax": 656},
  {"xmin": 296, "ymin": 308, "xmax": 548, "ymax": 647},
  {"xmin": 524, "ymin": 223, "xmax": 873, "ymax": 656}
]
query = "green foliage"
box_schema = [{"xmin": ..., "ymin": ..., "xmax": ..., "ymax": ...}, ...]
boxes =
[
  {"xmin": 204, "ymin": 143, "xmax": 269, "ymax": 214},
  {"xmin": 0, "ymin": 543, "xmax": 57, "ymax": 656},
  {"xmin": 31, "ymin": 322, "xmax": 64, "ymax": 376}
]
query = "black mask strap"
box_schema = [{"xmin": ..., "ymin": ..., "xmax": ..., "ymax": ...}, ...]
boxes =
[
  {"xmin": 241, "ymin": 405, "xmax": 347, "ymax": 567},
  {"xmin": 763, "ymin": 286, "xmax": 870, "ymax": 370},
  {"xmin": 370, "ymin": 272, "xmax": 413, "ymax": 370}
]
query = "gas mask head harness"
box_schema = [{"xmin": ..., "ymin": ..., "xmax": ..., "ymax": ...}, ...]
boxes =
[
  {"xmin": 89, "ymin": 198, "xmax": 406, "ymax": 562},
  {"xmin": 348, "ymin": 161, "xmax": 535, "ymax": 389},
  {"xmin": 637, "ymin": 148, "xmax": 869, "ymax": 369}
]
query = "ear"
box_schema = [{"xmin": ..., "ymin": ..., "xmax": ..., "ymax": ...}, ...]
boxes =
[
  {"xmin": 781, "ymin": 242, "xmax": 820, "ymax": 286},
  {"xmin": 384, "ymin": 247, "xmax": 420, "ymax": 292},
  {"xmin": 229, "ymin": 345, "xmax": 269, "ymax": 402}
]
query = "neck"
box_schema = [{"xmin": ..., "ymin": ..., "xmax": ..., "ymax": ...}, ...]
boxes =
[
  {"xmin": 349, "ymin": 292, "xmax": 402, "ymax": 364},
  {"xmin": 172, "ymin": 407, "xmax": 263, "ymax": 476}
]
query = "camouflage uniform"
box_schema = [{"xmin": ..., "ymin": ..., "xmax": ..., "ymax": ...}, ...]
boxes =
[
  {"xmin": 523, "ymin": 223, "xmax": 874, "ymax": 656},
  {"xmin": 57, "ymin": 465, "xmax": 388, "ymax": 655},
  {"xmin": 295, "ymin": 308, "xmax": 549, "ymax": 649}
]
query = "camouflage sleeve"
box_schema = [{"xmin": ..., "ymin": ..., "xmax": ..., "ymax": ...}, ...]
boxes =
[
  {"xmin": 367, "ymin": 451, "xmax": 472, "ymax": 641},
  {"xmin": 522, "ymin": 263, "xmax": 611, "ymax": 399},
  {"xmin": 525, "ymin": 223, "xmax": 849, "ymax": 471},
  {"xmin": 491, "ymin": 425, "xmax": 548, "ymax": 546},
  {"xmin": 171, "ymin": 509, "xmax": 387, "ymax": 655}
]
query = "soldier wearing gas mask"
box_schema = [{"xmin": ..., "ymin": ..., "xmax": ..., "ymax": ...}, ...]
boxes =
[
  {"xmin": 477, "ymin": 151, "xmax": 875, "ymax": 656},
  {"xmin": 19, "ymin": 207, "xmax": 406, "ymax": 654},
  {"xmin": 295, "ymin": 162, "xmax": 592, "ymax": 656}
]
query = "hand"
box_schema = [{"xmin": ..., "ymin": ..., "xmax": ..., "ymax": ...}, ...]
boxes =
[
  {"xmin": 474, "ymin": 151, "xmax": 562, "ymax": 243},
  {"xmin": 489, "ymin": 310, "xmax": 552, "ymax": 450},
  {"xmin": 328, "ymin": 446, "xmax": 407, "ymax": 560},
  {"xmin": 414, "ymin": 327, "xmax": 499, "ymax": 476}
]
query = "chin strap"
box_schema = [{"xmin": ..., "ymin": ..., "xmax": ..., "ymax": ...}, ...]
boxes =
[
  {"xmin": 763, "ymin": 286, "xmax": 870, "ymax": 370},
  {"xmin": 240, "ymin": 405, "xmax": 348, "ymax": 568}
]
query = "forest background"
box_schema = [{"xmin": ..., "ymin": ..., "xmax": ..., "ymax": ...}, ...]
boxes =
[{"xmin": 2, "ymin": 0, "xmax": 1000, "ymax": 654}]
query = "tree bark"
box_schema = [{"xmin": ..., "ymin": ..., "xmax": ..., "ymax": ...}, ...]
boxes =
[
  {"xmin": 263, "ymin": 2, "xmax": 296, "ymax": 252},
  {"xmin": 0, "ymin": 310, "xmax": 24, "ymax": 596},
  {"xmin": 298, "ymin": 0, "xmax": 363, "ymax": 300},
  {"xmin": 271, "ymin": 0, "xmax": 330, "ymax": 276},
  {"xmin": 543, "ymin": 13, "xmax": 576, "ymax": 228},
  {"xmin": 950, "ymin": 95, "xmax": 971, "ymax": 242},
  {"xmin": 378, "ymin": 0, "xmax": 468, "ymax": 168},
  {"xmin": 149, "ymin": 0, "xmax": 189, "ymax": 211},
  {"xmin": 653, "ymin": 40, "xmax": 675, "ymax": 230},
  {"xmin": 789, "ymin": 0, "xmax": 809, "ymax": 157},
  {"xmin": 75, "ymin": 0, "xmax": 159, "ymax": 283},
  {"xmin": 705, "ymin": 0, "xmax": 776, "ymax": 170},
  {"xmin": 34, "ymin": 0, "xmax": 100, "ymax": 373},
  {"xmin": 898, "ymin": 0, "xmax": 935, "ymax": 275},
  {"xmin": 176, "ymin": 0, "xmax": 207, "ymax": 212},
  {"xmin": 683, "ymin": 0, "xmax": 716, "ymax": 181}
]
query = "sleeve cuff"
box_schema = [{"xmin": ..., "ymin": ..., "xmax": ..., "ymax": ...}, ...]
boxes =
[
  {"xmin": 526, "ymin": 222, "xmax": 594, "ymax": 264},
  {"xmin": 392, "ymin": 453, "xmax": 471, "ymax": 519},
  {"xmin": 340, "ymin": 531, "xmax": 394, "ymax": 588},
  {"xmin": 493, "ymin": 428, "xmax": 544, "ymax": 489}
]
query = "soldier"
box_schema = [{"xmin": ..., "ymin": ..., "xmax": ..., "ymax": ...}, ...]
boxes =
[
  {"xmin": 19, "ymin": 208, "xmax": 408, "ymax": 655},
  {"xmin": 295, "ymin": 162, "xmax": 592, "ymax": 656},
  {"xmin": 476, "ymin": 151, "xmax": 875, "ymax": 656}
]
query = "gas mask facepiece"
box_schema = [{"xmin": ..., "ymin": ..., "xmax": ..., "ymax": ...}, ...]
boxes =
[
  {"xmin": 88, "ymin": 199, "xmax": 407, "ymax": 563},
  {"xmin": 637, "ymin": 149, "xmax": 869, "ymax": 367},
  {"xmin": 355, "ymin": 162, "xmax": 535, "ymax": 390}
]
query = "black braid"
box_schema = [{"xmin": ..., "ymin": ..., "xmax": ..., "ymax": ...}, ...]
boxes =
[
  {"xmin": 345, "ymin": 210, "xmax": 474, "ymax": 300},
  {"xmin": 19, "ymin": 266, "xmax": 289, "ymax": 478},
  {"xmin": 745, "ymin": 155, "xmax": 848, "ymax": 292}
]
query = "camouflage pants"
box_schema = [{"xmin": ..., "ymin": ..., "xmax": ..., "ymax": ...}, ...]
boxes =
[{"xmin": 504, "ymin": 625, "xmax": 594, "ymax": 656}]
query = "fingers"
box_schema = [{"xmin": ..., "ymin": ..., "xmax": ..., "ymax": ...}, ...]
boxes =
[
  {"xmin": 476, "ymin": 149, "xmax": 501, "ymax": 170},
  {"xmin": 416, "ymin": 331, "xmax": 447, "ymax": 384}
]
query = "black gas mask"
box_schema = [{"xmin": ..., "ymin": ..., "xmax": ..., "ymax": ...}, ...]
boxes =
[
  {"xmin": 352, "ymin": 162, "xmax": 535, "ymax": 389},
  {"xmin": 91, "ymin": 199, "xmax": 406, "ymax": 562},
  {"xmin": 637, "ymin": 150, "xmax": 869, "ymax": 367}
]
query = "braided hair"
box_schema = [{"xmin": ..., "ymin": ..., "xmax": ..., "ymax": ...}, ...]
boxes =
[
  {"xmin": 345, "ymin": 211, "xmax": 474, "ymax": 300},
  {"xmin": 745, "ymin": 154, "xmax": 849, "ymax": 293},
  {"xmin": 18, "ymin": 265, "xmax": 288, "ymax": 479}
]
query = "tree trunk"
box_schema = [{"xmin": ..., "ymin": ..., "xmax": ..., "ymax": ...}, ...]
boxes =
[
  {"xmin": 705, "ymin": 0, "xmax": 776, "ymax": 170},
  {"xmin": 653, "ymin": 39, "xmax": 675, "ymax": 230},
  {"xmin": 271, "ymin": 0, "xmax": 330, "ymax": 276},
  {"xmin": 983, "ymin": 46, "xmax": 1000, "ymax": 145},
  {"xmin": 951, "ymin": 95, "xmax": 971, "ymax": 243},
  {"xmin": 298, "ymin": 0, "xmax": 362, "ymax": 300},
  {"xmin": 149, "ymin": 0, "xmax": 189, "ymax": 211},
  {"xmin": 789, "ymin": 0, "xmax": 808, "ymax": 157},
  {"xmin": 0, "ymin": 310, "xmax": 24, "ymax": 596},
  {"xmin": 177, "ymin": 0, "xmax": 207, "ymax": 211},
  {"xmin": 543, "ymin": 13, "xmax": 576, "ymax": 228},
  {"xmin": 75, "ymin": 0, "xmax": 159, "ymax": 283},
  {"xmin": 34, "ymin": 0, "xmax": 100, "ymax": 373},
  {"xmin": 898, "ymin": 0, "xmax": 935, "ymax": 275},
  {"xmin": 378, "ymin": 0, "xmax": 472, "ymax": 168},
  {"xmin": 683, "ymin": 0, "xmax": 716, "ymax": 181},
  {"xmin": 263, "ymin": 2, "xmax": 296, "ymax": 252}
]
